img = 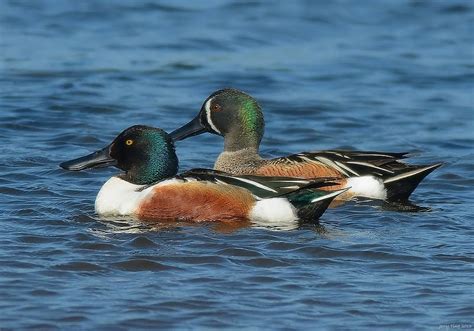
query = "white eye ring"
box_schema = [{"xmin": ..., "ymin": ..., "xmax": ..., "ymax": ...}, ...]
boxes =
[{"xmin": 205, "ymin": 98, "xmax": 222, "ymax": 134}]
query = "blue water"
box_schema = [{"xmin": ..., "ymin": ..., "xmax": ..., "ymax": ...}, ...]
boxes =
[{"xmin": 1, "ymin": 0, "xmax": 473, "ymax": 329}]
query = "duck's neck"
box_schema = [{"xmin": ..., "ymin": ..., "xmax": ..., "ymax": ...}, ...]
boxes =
[
  {"xmin": 122, "ymin": 153, "xmax": 178, "ymax": 185},
  {"xmin": 217, "ymin": 127, "xmax": 264, "ymax": 174},
  {"xmin": 223, "ymin": 126, "xmax": 262, "ymax": 153},
  {"xmin": 214, "ymin": 147, "xmax": 263, "ymax": 175}
]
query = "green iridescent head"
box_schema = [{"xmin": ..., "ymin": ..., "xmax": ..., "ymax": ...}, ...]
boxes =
[
  {"xmin": 60, "ymin": 125, "xmax": 179, "ymax": 185},
  {"xmin": 170, "ymin": 89, "xmax": 265, "ymax": 152}
]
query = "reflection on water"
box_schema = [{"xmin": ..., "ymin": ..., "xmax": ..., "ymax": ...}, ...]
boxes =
[
  {"xmin": 89, "ymin": 198, "xmax": 432, "ymax": 235},
  {"xmin": 93, "ymin": 217, "xmax": 254, "ymax": 234},
  {"xmin": 348, "ymin": 198, "xmax": 434, "ymax": 212},
  {"xmin": 380, "ymin": 200, "xmax": 433, "ymax": 212}
]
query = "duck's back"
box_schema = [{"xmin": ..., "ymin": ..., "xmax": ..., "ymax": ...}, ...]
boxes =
[{"xmin": 214, "ymin": 149, "xmax": 442, "ymax": 201}]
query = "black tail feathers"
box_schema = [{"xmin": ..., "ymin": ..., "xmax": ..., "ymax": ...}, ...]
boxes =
[
  {"xmin": 384, "ymin": 163, "xmax": 442, "ymax": 201},
  {"xmin": 285, "ymin": 188, "xmax": 348, "ymax": 222}
]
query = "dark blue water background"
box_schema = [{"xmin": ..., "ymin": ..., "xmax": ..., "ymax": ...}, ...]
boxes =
[{"xmin": 1, "ymin": 0, "xmax": 473, "ymax": 329}]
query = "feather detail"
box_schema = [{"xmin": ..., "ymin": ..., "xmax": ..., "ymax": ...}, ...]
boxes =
[
  {"xmin": 137, "ymin": 181, "xmax": 255, "ymax": 222},
  {"xmin": 260, "ymin": 150, "xmax": 415, "ymax": 181},
  {"xmin": 180, "ymin": 168, "xmax": 339, "ymax": 199}
]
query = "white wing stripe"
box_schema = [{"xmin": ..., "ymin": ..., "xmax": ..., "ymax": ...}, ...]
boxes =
[
  {"xmin": 346, "ymin": 161, "xmax": 394, "ymax": 173},
  {"xmin": 314, "ymin": 156, "xmax": 350, "ymax": 177},
  {"xmin": 335, "ymin": 161, "xmax": 359, "ymax": 176},
  {"xmin": 230, "ymin": 177, "xmax": 278, "ymax": 193},
  {"xmin": 310, "ymin": 188, "xmax": 349, "ymax": 203},
  {"xmin": 215, "ymin": 179, "xmax": 228, "ymax": 186},
  {"xmin": 383, "ymin": 165, "xmax": 437, "ymax": 184},
  {"xmin": 352, "ymin": 153, "xmax": 396, "ymax": 158}
]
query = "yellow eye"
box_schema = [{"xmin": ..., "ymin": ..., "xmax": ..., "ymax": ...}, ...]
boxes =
[{"xmin": 125, "ymin": 139, "xmax": 134, "ymax": 146}]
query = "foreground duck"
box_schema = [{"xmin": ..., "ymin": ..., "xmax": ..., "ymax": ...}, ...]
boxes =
[
  {"xmin": 170, "ymin": 88, "xmax": 442, "ymax": 201},
  {"xmin": 60, "ymin": 125, "xmax": 346, "ymax": 223}
]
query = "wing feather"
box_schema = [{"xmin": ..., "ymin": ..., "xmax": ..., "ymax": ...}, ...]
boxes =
[
  {"xmin": 265, "ymin": 150, "xmax": 412, "ymax": 180},
  {"xmin": 180, "ymin": 168, "xmax": 339, "ymax": 199}
]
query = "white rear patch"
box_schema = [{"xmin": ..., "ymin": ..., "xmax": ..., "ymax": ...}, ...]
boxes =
[
  {"xmin": 249, "ymin": 198, "xmax": 298, "ymax": 227},
  {"xmin": 346, "ymin": 176, "xmax": 387, "ymax": 200},
  {"xmin": 95, "ymin": 177, "xmax": 180, "ymax": 217}
]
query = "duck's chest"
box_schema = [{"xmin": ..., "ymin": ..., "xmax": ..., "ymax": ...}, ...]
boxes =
[
  {"xmin": 214, "ymin": 150, "xmax": 264, "ymax": 175},
  {"xmin": 94, "ymin": 177, "xmax": 151, "ymax": 216}
]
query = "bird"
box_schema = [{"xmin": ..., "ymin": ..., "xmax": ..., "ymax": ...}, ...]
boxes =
[
  {"xmin": 170, "ymin": 88, "xmax": 442, "ymax": 201},
  {"xmin": 60, "ymin": 125, "xmax": 346, "ymax": 224}
]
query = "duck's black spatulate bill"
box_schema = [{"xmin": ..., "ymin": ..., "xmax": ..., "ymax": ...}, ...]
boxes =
[
  {"xmin": 170, "ymin": 116, "xmax": 207, "ymax": 142},
  {"xmin": 60, "ymin": 147, "xmax": 116, "ymax": 171}
]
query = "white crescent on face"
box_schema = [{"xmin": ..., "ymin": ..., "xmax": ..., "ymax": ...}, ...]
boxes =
[{"xmin": 204, "ymin": 97, "xmax": 222, "ymax": 135}]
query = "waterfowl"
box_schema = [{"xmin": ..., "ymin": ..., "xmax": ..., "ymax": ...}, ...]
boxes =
[
  {"xmin": 170, "ymin": 88, "xmax": 442, "ymax": 201},
  {"xmin": 60, "ymin": 125, "xmax": 346, "ymax": 224}
]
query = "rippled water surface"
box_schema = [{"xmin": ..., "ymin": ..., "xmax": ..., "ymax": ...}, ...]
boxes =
[{"xmin": 1, "ymin": 0, "xmax": 473, "ymax": 329}]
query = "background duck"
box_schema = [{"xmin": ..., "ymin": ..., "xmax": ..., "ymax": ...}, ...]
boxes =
[
  {"xmin": 170, "ymin": 88, "xmax": 442, "ymax": 202},
  {"xmin": 60, "ymin": 125, "xmax": 346, "ymax": 224}
]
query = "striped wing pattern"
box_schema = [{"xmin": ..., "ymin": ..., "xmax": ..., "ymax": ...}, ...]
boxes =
[
  {"xmin": 268, "ymin": 150, "xmax": 412, "ymax": 179},
  {"xmin": 179, "ymin": 168, "xmax": 339, "ymax": 199}
]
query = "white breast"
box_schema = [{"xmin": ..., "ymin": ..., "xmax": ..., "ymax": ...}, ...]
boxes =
[
  {"xmin": 95, "ymin": 177, "xmax": 145, "ymax": 216},
  {"xmin": 94, "ymin": 177, "xmax": 181, "ymax": 217}
]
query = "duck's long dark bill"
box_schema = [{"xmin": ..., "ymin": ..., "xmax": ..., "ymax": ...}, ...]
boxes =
[
  {"xmin": 169, "ymin": 116, "xmax": 207, "ymax": 142},
  {"xmin": 60, "ymin": 146, "xmax": 116, "ymax": 171}
]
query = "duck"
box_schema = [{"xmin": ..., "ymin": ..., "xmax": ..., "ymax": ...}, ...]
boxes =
[
  {"xmin": 170, "ymin": 88, "xmax": 442, "ymax": 202},
  {"xmin": 60, "ymin": 125, "xmax": 347, "ymax": 224}
]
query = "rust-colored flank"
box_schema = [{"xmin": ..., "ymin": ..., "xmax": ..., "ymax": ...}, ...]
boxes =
[
  {"xmin": 137, "ymin": 181, "xmax": 255, "ymax": 222},
  {"xmin": 255, "ymin": 162, "xmax": 347, "ymax": 190}
]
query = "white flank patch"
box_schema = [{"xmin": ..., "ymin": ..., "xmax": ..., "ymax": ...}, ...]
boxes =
[
  {"xmin": 346, "ymin": 176, "xmax": 387, "ymax": 200},
  {"xmin": 249, "ymin": 198, "xmax": 298, "ymax": 226},
  {"xmin": 204, "ymin": 97, "xmax": 222, "ymax": 134},
  {"xmin": 95, "ymin": 177, "xmax": 180, "ymax": 217}
]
